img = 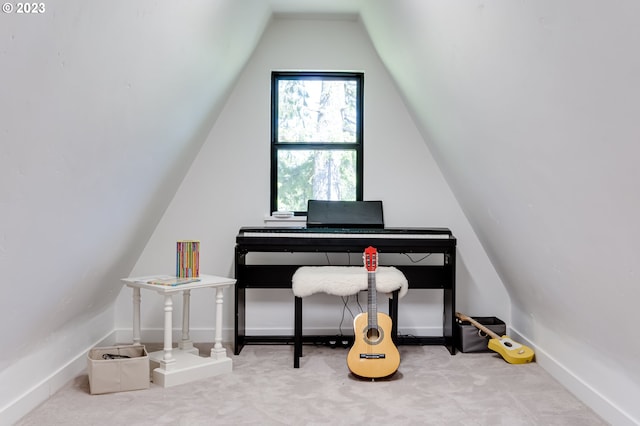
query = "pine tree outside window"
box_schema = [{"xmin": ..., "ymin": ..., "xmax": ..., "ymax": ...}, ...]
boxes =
[{"xmin": 271, "ymin": 71, "xmax": 364, "ymax": 214}]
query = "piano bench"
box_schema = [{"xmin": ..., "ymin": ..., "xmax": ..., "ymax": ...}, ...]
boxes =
[{"xmin": 291, "ymin": 266, "xmax": 407, "ymax": 368}]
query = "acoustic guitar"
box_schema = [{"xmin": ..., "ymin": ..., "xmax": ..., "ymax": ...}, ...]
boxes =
[
  {"xmin": 347, "ymin": 246, "xmax": 400, "ymax": 378},
  {"xmin": 455, "ymin": 312, "xmax": 535, "ymax": 364}
]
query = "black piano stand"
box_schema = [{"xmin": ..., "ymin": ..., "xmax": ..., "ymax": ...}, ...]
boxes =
[{"xmin": 294, "ymin": 290, "xmax": 400, "ymax": 368}]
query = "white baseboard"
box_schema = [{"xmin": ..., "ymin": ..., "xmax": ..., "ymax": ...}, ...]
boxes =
[
  {"xmin": 0, "ymin": 331, "xmax": 117, "ymax": 426},
  {"xmin": 113, "ymin": 327, "xmax": 236, "ymax": 346},
  {"xmin": 509, "ymin": 327, "xmax": 637, "ymax": 426},
  {"xmin": 231, "ymin": 325, "xmax": 443, "ymax": 336},
  {"xmin": 2, "ymin": 327, "xmax": 241, "ymax": 425},
  {"xmin": 113, "ymin": 325, "xmax": 443, "ymax": 343}
]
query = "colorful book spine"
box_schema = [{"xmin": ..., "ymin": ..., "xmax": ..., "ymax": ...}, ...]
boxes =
[{"xmin": 176, "ymin": 240, "xmax": 200, "ymax": 278}]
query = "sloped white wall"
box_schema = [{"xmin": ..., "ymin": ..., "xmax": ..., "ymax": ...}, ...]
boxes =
[
  {"xmin": 0, "ymin": 0, "xmax": 270, "ymax": 422},
  {"xmin": 360, "ymin": 1, "xmax": 640, "ymax": 424},
  {"xmin": 119, "ymin": 16, "xmax": 508, "ymax": 347},
  {"xmin": 6, "ymin": 0, "xmax": 635, "ymax": 424}
]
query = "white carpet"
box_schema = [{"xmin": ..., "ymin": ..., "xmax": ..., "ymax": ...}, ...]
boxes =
[{"xmin": 16, "ymin": 343, "xmax": 606, "ymax": 425}]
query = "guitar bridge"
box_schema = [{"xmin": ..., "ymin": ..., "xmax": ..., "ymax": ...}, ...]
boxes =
[{"xmin": 359, "ymin": 353, "xmax": 386, "ymax": 359}]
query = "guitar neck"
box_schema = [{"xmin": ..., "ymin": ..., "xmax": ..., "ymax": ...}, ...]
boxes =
[{"xmin": 367, "ymin": 271, "xmax": 377, "ymax": 328}]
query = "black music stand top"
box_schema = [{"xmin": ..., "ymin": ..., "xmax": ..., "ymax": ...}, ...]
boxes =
[{"xmin": 306, "ymin": 200, "xmax": 384, "ymax": 229}]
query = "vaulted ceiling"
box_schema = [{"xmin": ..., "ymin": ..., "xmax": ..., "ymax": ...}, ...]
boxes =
[{"xmin": 1, "ymin": 1, "xmax": 639, "ymax": 423}]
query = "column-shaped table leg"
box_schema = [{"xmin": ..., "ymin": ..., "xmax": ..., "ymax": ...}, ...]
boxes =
[
  {"xmin": 161, "ymin": 294, "xmax": 175, "ymax": 367},
  {"xmin": 178, "ymin": 289, "xmax": 197, "ymax": 353},
  {"xmin": 211, "ymin": 286, "xmax": 227, "ymax": 360},
  {"xmin": 132, "ymin": 287, "xmax": 141, "ymax": 346}
]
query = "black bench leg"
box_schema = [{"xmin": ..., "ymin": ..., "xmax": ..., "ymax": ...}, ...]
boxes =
[{"xmin": 294, "ymin": 296, "xmax": 302, "ymax": 368}]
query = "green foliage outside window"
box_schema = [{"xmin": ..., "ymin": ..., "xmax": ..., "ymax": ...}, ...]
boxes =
[{"xmin": 272, "ymin": 72, "xmax": 363, "ymax": 213}]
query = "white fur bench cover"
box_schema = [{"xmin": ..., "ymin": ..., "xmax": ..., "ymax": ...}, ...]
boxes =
[{"xmin": 292, "ymin": 266, "xmax": 408, "ymax": 299}]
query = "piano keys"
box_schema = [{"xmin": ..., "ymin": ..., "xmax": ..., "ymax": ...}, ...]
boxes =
[
  {"xmin": 236, "ymin": 227, "xmax": 455, "ymax": 252},
  {"xmin": 240, "ymin": 228, "xmax": 452, "ymax": 239}
]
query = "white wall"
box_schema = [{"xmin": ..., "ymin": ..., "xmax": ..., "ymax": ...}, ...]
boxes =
[
  {"xmin": 360, "ymin": 1, "xmax": 640, "ymax": 424},
  {"xmin": 6, "ymin": 1, "xmax": 636, "ymax": 424},
  {"xmin": 0, "ymin": 0, "xmax": 270, "ymax": 422},
  {"xmin": 3, "ymin": 2, "xmax": 637, "ymax": 424},
  {"xmin": 118, "ymin": 16, "xmax": 509, "ymax": 345}
]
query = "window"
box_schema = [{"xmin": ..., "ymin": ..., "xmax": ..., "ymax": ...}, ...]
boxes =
[{"xmin": 271, "ymin": 71, "xmax": 364, "ymax": 214}]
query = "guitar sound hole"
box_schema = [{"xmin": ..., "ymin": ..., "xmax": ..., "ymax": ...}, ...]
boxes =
[
  {"xmin": 504, "ymin": 341, "xmax": 512, "ymax": 347},
  {"xmin": 363, "ymin": 327, "xmax": 384, "ymax": 345}
]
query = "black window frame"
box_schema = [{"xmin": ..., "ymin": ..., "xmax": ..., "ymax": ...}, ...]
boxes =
[{"xmin": 270, "ymin": 71, "xmax": 364, "ymax": 215}]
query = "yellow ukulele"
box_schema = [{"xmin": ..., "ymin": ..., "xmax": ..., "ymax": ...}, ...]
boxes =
[
  {"xmin": 456, "ymin": 312, "xmax": 535, "ymax": 364},
  {"xmin": 347, "ymin": 246, "xmax": 400, "ymax": 378}
]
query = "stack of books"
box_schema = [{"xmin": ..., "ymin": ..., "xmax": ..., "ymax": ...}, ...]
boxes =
[
  {"xmin": 177, "ymin": 240, "xmax": 200, "ymax": 278},
  {"xmin": 143, "ymin": 275, "xmax": 200, "ymax": 286}
]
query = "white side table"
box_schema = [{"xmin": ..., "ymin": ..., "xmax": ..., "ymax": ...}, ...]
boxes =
[{"xmin": 121, "ymin": 274, "xmax": 236, "ymax": 388}]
